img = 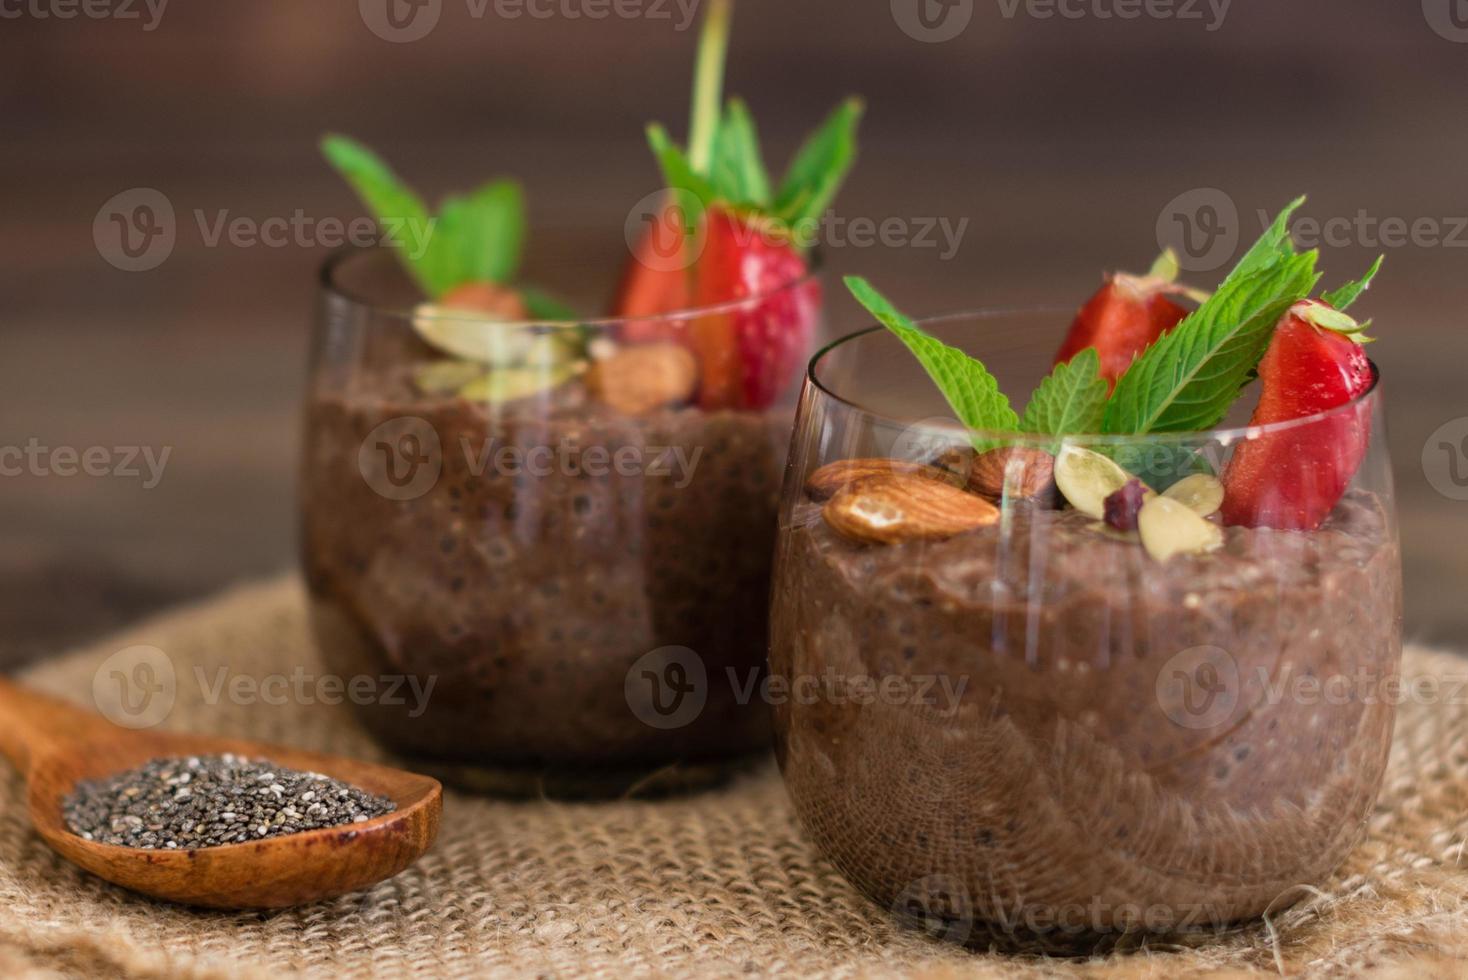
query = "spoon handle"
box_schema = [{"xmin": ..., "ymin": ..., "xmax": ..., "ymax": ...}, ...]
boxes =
[{"xmin": 0, "ymin": 677, "xmax": 107, "ymax": 773}]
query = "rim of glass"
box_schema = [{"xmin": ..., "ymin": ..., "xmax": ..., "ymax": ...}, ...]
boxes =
[
  {"xmin": 808, "ymin": 310, "xmax": 1383, "ymax": 446},
  {"xmin": 318, "ymin": 244, "xmax": 824, "ymax": 327}
]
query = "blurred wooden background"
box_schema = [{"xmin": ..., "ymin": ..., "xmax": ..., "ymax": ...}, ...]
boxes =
[{"xmin": 3, "ymin": 1, "xmax": 1467, "ymax": 665}]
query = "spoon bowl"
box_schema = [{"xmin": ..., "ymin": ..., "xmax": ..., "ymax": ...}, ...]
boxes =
[{"xmin": 0, "ymin": 679, "xmax": 441, "ymax": 909}]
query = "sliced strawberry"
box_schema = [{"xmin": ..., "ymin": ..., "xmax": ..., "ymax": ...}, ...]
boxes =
[
  {"xmin": 1220, "ymin": 300, "xmax": 1375, "ymax": 530},
  {"xmin": 1054, "ymin": 250, "xmax": 1196, "ymax": 390},
  {"xmin": 613, "ymin": 203, "xmax": 693, "ymax": 346},
  {"xmin": 611, "ymin": 0, "xmax": 858, "ymax": 409},
  {"xmin": 690, "ymin": 207, "xmax": 818, "ymax": 409}
]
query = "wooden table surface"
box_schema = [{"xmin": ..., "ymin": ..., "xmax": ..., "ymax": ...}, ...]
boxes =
[{"xmin": 4, "ymin": 2, "xmax": 1467, "ymax": 666}]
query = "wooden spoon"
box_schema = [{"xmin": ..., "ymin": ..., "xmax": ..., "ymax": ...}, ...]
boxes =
[{"xmin": 0, "ymin": 677, "xmax": 442, "ymax": 909}]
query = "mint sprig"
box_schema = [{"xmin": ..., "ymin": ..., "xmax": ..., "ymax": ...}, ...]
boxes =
[
  {"xmin": 323, "ymin": 134, "xmax": 562, "ymax": 309},
  {"xmin": 844, "ymin": 276, "xmax": 1019, "ymax": 435},
  {"xmin": 1021, "ymin": 348, "xmax": 1108, "ymax": 436},
  {"xmin": 1102, "ymin": 248, "xmax": 1320, "ymax": 434},
  {"xmin": 643, "ymin": 0, "xmax": 861, "ymax": 249},
  {"xmin": 1323, "ymin": 255, "xmax": 1384, "ymax": 312},
  {"xmin": 843, "ymin": 197, "xmax": 1383, "ymax": 449}
]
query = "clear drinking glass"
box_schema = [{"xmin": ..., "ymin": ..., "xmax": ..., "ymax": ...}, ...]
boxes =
[
  {"xmin": 301, "ymin": 245, "xmax": 821, "ymax": 794},
  {"xmin": 771, "ymin": 311, "xmax": 1402, "ymax": 944}
]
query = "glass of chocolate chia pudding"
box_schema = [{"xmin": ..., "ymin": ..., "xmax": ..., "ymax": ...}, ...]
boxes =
[
  {"xmin": 302, "ymin": 244, "xmax": 821, "ymax": 795},
  {"xmin": 771, "ymin": 309, "xmax": 1402, "ymax": 946}
]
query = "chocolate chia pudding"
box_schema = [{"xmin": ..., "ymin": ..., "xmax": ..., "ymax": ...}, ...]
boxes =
[
  {"xmin": 771, "ymin": 488, "xmax": 1402, "ymax": 937},
  {"xmin": 302, "ymin": 360, "xmax": 789, "ymax": 782}
]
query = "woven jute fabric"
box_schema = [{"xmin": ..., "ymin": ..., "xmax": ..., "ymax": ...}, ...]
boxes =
[{"xmin": 3, "ymin": 578, "xmax": 1468, "ymax": 979}]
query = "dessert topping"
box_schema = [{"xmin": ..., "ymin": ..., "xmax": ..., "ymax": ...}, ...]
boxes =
[
  {"xmin": 1052, "ymin": 248, "xmax": 1202, "ymax": 391},
  {"xmin": 458, "ymin": 362, "xmax": 583, "ymax": 405},
  {"xmin": 1053, "ymin": 445, "xmax": 1134, "ymax": 520},
  {"xmin": 805, "ymin": 458, "xmax": 959, "ymax": 502},
  {"xmin": 1162, "ymin": 473, "xmax": 1226, "ymax": 518},
  {"xmin": 1103, "ymin": 479, "xmax": 1149, "ymax": 532},
  {"xmin": 1220, "ymin": 290, "xmax": 1380, "ymax": 530},
  {"xmin": 822, "ymin": 472, "xmax": 999, "ymax": 545},
  {"xmin": 586, "ymin": 343, "xmax": 699, "ymax": 416},
  {"xmin": 966, "ymin": 447, "xmax": 1057, "ymax": 503},
  {"xmin": 1138, "ymin": 495, "xmax": 1225, "ymax": 562},
  {"xmin": 616, "ymin": 0, "xmax": 862, "ymax": 410},
  {"xmin": 412, "ymin": 360, "xmax": 486, "ymax": 396}
]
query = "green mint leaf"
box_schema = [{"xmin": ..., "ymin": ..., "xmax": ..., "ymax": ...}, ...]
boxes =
[
  {"xmin": 1020, "ymin": 348, "xmax": 1108, "ymax": 435},
  {"xmin": 321, "ymin": 134, "xmax": 441, "ymax": 296},
  {"xmin": 519, "ymin": 286, "xmax": 581, "ymax": 322},
  {"xmin": 1103, "ymin": 251, "xmax": 1320, "ymax": 434},
  {"xmin": 425, "ymin": 180, "xmax": 525, "ymax": 289},
  {"xmin": 773, "ymin": 98, "xmax": 864, "ymax": 229},
  {"xmin": 1224, "ymin": 195, "xmax": 1307, "ymax": 286},
  {"xmin": 1322, "ymin": 255, "xmax": 1384, "ymax": 312},
  {"xmin": 710, "ymin": 98, "xmax": 772, "ymax": 209},
  {"xmin": 646, "ymin": 124, "xmax": 715, "ymax": 237},
  {"xmin": 844, "ymin": 277, "xmax": 1019, "ymax": 438}
]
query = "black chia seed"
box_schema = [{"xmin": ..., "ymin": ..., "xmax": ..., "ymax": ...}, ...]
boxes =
[{"xmin": 63, "ymin": 754, "xmax": 397, "ymax": 850}]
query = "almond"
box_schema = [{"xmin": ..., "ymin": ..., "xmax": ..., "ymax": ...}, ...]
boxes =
[
  {"xmin": 927, "ymin": 447, "xmax": 975, "ymax": 483},
  {"xmin": 822, "ymin": 472, "xmax": 999, "ymax": 545},
  {"xmin": 805, "ymin": 458, "xmax": 959, "ymax": 501},
  {"xmin": 1137, "ymin": 495, "xmax": 1224, "ymax": 562},
  {"xmin": 586, "ymin": 343, "xmax": 698, "ymax": 416},
  {"xmin": 967, "ymin": 447, "xmax": 1057, "ymax": 503}
]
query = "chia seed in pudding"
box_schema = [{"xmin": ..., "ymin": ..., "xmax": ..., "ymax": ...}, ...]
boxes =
[
  {"xmin": 771, "ymin": 490, "xmax": 1402, "ymax": 934},
  {"xmin": 302, "ymin": 364, "xmax": 788, "ymax": 777}
]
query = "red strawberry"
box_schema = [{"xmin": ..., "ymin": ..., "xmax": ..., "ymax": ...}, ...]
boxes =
[
  {"xmin": 690, "ymin": 207, "xmax": 819, "ymax": 409},
  {"xmin": 614, "ymin": 203, "xmax": 693, "ymax": 345},
  {"xmin": 1220, "ymin": 300, "xmax": 1375, "ymax": 530},
  {"xmin": 610, "ymin": 0, "xmax": 858, "ymax": 409},
  {"xmin": 1054, "ymin": 250, "xmax": 1196, "ymax": 390}
]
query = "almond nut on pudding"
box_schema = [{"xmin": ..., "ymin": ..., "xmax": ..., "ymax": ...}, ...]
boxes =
[
  {"xmin": 965, "ymin": 446, "xmax": 1057, "ymax": 502},
  {"xmin": 803, "ymin": 457, "xmax": 960, "ymax": 502},
  {"xmin": 821, "ymin": 470, "xmax": 999, "ymax": 545}
]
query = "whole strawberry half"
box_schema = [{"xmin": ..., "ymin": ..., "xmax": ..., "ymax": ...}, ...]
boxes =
[
  {"xmin": 1220, "ymin": 300, "xmax": 1376, "ymax": 531},
  {"xmin": 610, "ymin": 0, "xmax": 861, "ymax": 410},
  {"xmin": 1054, "ymin": 249, "xmax": 1199, "ymax": 390},
  {"xmin": 691, "ymin": 207, "xmax": 822, "ymax": 410}
]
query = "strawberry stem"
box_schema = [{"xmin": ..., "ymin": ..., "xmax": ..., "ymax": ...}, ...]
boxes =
[{"xmin": 687, "ymin": 0, "xmax": 733, "ymax": 177}]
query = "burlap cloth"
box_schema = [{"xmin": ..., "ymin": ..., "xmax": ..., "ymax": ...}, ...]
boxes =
[{"xmin": 3, "ymin": 578, "xmax": 1467, "ymax": 979}]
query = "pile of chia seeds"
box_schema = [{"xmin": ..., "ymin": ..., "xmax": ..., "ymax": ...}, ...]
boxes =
[{"xmin": 63, "ymin": 754, "xmax": 397, "ymax": 850}]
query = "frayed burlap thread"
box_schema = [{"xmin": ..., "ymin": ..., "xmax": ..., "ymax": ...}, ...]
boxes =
[{"xmin": 1, "ymin": 577, "xmax": 1466, "ymax": 978}]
